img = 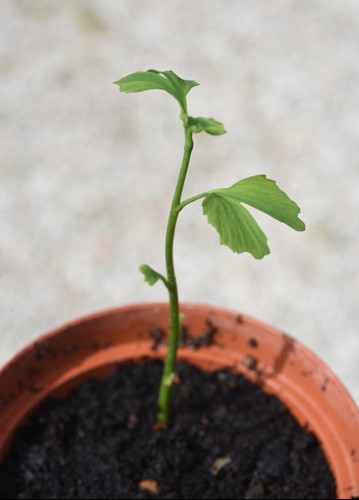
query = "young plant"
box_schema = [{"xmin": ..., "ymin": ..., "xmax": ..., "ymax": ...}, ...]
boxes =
[{"xmin": 115, "ymin": 69, "xmax": 305, "ymax": 425}]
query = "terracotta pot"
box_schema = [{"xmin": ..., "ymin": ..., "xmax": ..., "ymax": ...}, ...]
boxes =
[{"xmin": 0, "ymin": 303, "xmax": 358, "ymax": 498}]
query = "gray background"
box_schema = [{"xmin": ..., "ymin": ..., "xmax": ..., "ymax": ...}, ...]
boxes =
[{"xmin": 1, "ymin": 0, "xmax": 358, "ymax": 403}]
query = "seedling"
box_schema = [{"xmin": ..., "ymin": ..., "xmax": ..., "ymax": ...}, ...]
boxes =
[{"xmin": 115, "ymin": 69, "xmax": 305, "ymax": 425}]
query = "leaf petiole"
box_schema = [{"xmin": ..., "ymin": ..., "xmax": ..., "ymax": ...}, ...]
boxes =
[{"xmin": 175, "ymin": 189, "xmax": 223, "ymax": 214}]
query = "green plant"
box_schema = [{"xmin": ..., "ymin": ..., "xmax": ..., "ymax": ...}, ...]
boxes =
[{"xmin": 115, "ymin": 69, "xmax": 305, "ymax": 425}]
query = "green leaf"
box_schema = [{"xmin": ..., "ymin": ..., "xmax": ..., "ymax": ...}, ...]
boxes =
[
  {"xmin": 139, "ymin": 264, "xmax": 165, "ymax": 286},
  {"xmin": 203, "ymin": 193, "xmax": 270, "ymax": 258},
  {"xmin": 202, "ymin": 175, "xmax": 305, "ymax": 259},
  {"xmin": 114, "ymin": 69, "xmax": 199, "ymax": 113},
  {"xmin": 225, "ymin": 175, "xmax": 305, "ymax": 231},
  {"xmin": 188, "ymin": 116, "xmax": 226, "ymax": 136}
]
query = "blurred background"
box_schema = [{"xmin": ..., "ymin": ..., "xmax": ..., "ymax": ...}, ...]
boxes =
[{"xmin": 0, "ymin": 0, "xmax": 358, "ymax": 403}]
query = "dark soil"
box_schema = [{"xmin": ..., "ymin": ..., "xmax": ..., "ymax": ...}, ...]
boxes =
[{"xmin": 0, "ymin": 360, "xmax": 336, "ymax": 499}]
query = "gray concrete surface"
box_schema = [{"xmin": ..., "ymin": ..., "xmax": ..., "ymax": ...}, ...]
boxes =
[{"xmin": 0, "ymin": 0, "xmax": 358, "ymax": 404}]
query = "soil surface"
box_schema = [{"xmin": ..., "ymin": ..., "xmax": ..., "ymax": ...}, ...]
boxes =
[{"xmin": 0, "ymin": 360, "xmax": 336, "ymax": 499}]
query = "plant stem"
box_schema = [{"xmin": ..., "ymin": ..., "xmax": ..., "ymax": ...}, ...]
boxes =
[
  {"xmin": 175, "ymin": 188, "xmax": 222, "ymax": 213},
  {"xmin": 157, "ymin": 125, "xmax": 194, "ymax": 424}
]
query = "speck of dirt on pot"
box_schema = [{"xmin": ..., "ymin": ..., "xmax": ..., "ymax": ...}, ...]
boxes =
[
  {"xmin": 248, "ymin": 337, "xmax": 259, "ymax": 348},
  {"xmin": 244, "ymin": 354, "xmax": 258, "ymax": 371}
]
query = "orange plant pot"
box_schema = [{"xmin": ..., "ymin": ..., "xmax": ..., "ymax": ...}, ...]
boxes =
[{"xmin": 0, "ymin": 303, "xmax": 358, "ymax": 498}]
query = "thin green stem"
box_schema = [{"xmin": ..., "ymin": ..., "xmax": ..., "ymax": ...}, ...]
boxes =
[
  {"xmin": 157, "ymin": 126, "xmax": 194, "ymax": 424},
  {"xmin": 155, "ymin": 273, "xmax": 171, "ymax": 290},
  {"xmin": 175, "ymin": 189, "xmax": 222, "ymax": 214}
]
